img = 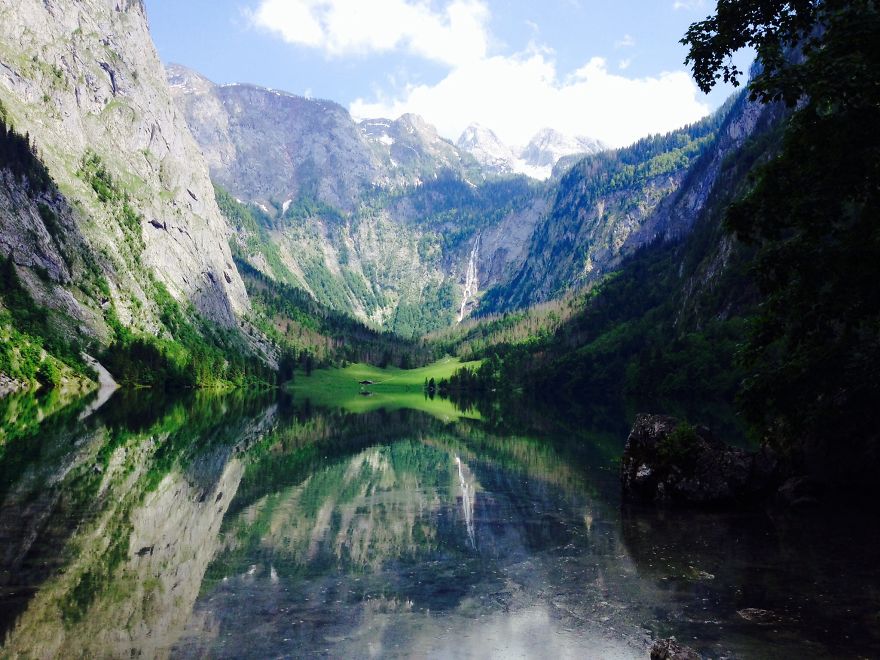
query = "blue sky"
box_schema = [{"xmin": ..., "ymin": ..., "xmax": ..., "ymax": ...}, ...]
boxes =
[{"xmin": 146, "ymin": 0, "xmax": 750, "ymax": 147}]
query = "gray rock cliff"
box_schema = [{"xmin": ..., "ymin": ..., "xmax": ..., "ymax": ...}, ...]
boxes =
[{"xmin": 0, "ymin": 0, "xmax": 248, "ymax": 330}]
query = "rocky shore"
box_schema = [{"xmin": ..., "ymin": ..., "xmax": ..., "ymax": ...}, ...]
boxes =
[{"xmin": 0, "ymin": 373, "xmax": 27, "ymax": 398}]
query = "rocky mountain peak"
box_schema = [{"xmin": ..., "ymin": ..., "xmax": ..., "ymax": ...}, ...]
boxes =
[
  {"xmin": 166, "ymin": 63, "xmax": 216, "ymax": 95},
  {"xmin": 456, "ymin": 124, "xmax": 517, "ymax": 175},
  {"xmin": 396, "ymin": 113, "xmax": 437, "ymax": 137},
  {"xmin": 455, "ymin": 124, "xmax": 606, "ymax": 180},
  {"xmin": 519, "ymin": 128, "xmax": 606, "ymax": 171}
]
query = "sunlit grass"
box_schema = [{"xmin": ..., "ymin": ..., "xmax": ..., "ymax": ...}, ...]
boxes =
[{"xmin": 288, "ymin": 357, "xmax": 482, "ymax": 421}]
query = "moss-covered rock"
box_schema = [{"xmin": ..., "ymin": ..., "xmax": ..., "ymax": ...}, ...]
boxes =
[{"xmin": 621, "ymin": 414, "xmax": 781, "ymax": 506}]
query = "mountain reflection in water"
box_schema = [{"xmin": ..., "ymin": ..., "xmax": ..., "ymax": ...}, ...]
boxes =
[{"xmin": 0, "ymin": 389, "xmax": 879, "ymax": 658}]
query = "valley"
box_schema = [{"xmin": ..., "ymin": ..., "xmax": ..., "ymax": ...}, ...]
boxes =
[{"xmin": 0, "ymin": 0, "xmax": 878, "ymax": 657}]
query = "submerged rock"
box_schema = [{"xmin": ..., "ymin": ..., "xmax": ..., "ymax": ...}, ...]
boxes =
[
  {"xmin": 736, "ymin": 608, "xmax": 787, "ymax": 625},
  {"xmin": 621, "ymin": 414, "xmax": 781, "ymax": 506},
  {"xmin": 776, "ymin": 475, "xmax": 823, "ymax": 508},
  {"xmin": 650, "ymin": 637, "xmax": 701, "ymax": 659}
]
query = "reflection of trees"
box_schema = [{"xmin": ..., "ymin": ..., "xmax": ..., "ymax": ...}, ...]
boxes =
[
  {"xmin": 0, "ymin": 394, "xmax": 661, "ymax": 659},
  {"xmin": 203, "ymin": 404, "xmax": 623, "ymax": 603}
]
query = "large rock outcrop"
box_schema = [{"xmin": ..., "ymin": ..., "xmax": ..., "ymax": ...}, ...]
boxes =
[{"xmin": 621, "ymin": 414, "xmax": 781, "ymax": 506}]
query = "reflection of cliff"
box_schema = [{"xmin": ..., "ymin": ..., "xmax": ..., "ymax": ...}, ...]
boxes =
[
  {"xmin": 0, "ymin": 397, "xmax": 276, "ymax": 658},
  {"xmin": 211, "ymin": 408, "xmax": 615, "ymax": 580},
  {"xmin": 217, "ymin": 441, "xmax": 468, "ymax": 572},
  {"xmin": 176, "ymin": 413, "xmax": 653, "ymax": 659}
]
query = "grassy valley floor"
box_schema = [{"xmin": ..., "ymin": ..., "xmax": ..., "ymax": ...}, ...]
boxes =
[{"xmin": 288, "ymin": 357, "xmax": 482, "ymax": 421}]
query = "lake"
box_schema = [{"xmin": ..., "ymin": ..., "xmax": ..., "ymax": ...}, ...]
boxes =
[{"xmin": 1, "ymin": 387, "xmax": 879, "ymax": 658}]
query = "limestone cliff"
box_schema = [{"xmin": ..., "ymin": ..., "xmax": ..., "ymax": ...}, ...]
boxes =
[{"xmin": 0, "ymin": 0, "xmax": 248, "ymax": 332}]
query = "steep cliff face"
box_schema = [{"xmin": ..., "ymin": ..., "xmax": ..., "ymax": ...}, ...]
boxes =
[
  {"xmin": 481, "ymin": 98, "xmax": 745, "ymax": 313},
  {"xmin": 170, "ymin": 65, "xmax": 544, "ymax": 332},
  {"xmin": 168, "ymin": 65, "xmax": 484, "ymax": 213},
  {"xmin": 625, "ymin": 94, "xmax": 780, "ymax": 250},
  {"xmin": 0, "ymin": 0, "xmax": 247, "ymax": 330}
]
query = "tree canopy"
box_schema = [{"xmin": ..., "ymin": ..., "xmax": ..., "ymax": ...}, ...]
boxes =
[{"xmin": 684, "ymin": 0, "xmax": 880, "ymax": 485}]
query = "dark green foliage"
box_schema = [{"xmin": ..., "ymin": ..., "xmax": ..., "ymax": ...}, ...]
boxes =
[
  {"xmin": 298, "ymin": 254, "xmax": 355, "ymax": 313},
  {"xmin": 685, "ymin": 0, "xmax": 880, "ymax": 482},
  {"xmin": 236, "ymin": 258, "xmax": 434, "ymax": 368},
  {"xmin": 283, "ymin": 196, "xmax": 345, "ymax": 227},
  {"xmin": 0, "ymin": 101, "xmax": 53, "ymax": 194},
  {"xmin": 100, "ymin": 278, "xmax": 275, "ymax": 389},
  {"xmin": 215, "ymin": 186, "xmax": 265, "ymax": 234},
  {"xmin": 0, "ymin": 254, "xmax": 92, "ymax": 385},
  {"xmin": 657, "ymin": 422, "xmax": 702, "ymax": 468},
  {"xmin": 389, "ymin": 280, "xmax": 456, "ymax": 338},
  {"xmin": 683, "ymin": 0, "xmax": 819, "ymax": 101}
]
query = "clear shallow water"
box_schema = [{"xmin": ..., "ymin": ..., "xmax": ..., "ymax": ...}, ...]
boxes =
[{"xmin": 1, "ymin": 390, "xmax": 879, "ymax": 658}]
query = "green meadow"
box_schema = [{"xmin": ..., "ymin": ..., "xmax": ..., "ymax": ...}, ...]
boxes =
[{"xmin": 288, "ymin": 357, "xmax": 482, "ymax": 421}]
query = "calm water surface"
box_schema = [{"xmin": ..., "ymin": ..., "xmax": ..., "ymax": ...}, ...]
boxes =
[{"xmin": 1, "ymin": 389, "xmax": 879, "ymax": 658}]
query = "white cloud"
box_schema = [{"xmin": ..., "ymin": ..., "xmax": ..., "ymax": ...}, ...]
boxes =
[
  {"xmin": 350, "ymin": 52, "xmax": 709, "ymax": 149},
  {"xmin": 251, "ymin": 0, "xmax": 711, "ymax": 149},
  {"xmin": 614, "ymin": 34, "xmax": 636, "ymax": 49},
  {"xmin": 249, "ymin": 0, "xmax": 490, "ymax": 67},
  {"xmin": 673, "ymin": 0, "xmax": 707, "ymax": 10}
]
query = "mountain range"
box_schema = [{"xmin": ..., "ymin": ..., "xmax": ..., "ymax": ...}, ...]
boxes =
[
  {"xmin": 0, "ymin": 0, "xmax": 770, "ymax": 388},
  {"xmin": 166, "ymin": 63, "xmax": 746, "ymax": 335}
]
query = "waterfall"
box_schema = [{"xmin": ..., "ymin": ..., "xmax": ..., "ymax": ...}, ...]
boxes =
[{"xmin": 457, "ymin": 235, "xmax": 481, "ymax": 323}]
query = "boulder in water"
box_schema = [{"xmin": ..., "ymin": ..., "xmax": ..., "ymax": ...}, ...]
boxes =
[{"xmin": 621, "ymin": 414, "xmax": 781, "ymax": 506}]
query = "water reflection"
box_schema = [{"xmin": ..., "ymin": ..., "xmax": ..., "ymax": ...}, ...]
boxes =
[{"xmin": 0, "ymin": 390, "xmax": 878, "ymax": 658}]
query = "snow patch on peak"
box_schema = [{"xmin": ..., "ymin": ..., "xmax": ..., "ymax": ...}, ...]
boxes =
[
  {"xmin": 456, "ymin": 124, "xmax": 517, "ymax": 175},
  {"xmin": 519, "ymin": 128, "xmax": 606, "ymax": 171},
  {"xmin": 456, "ymin": 124, "xmax": 606, "ymax": 180}
]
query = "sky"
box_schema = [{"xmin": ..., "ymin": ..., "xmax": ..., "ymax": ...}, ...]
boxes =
[{"xmin": 145, "ymin": 0, "xmax": 751, "ymax": 149}]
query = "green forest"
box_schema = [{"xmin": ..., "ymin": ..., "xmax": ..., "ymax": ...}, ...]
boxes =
[{"xmin": 438, "ymin": 0, "xmax": 880, "ymax": 491}]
